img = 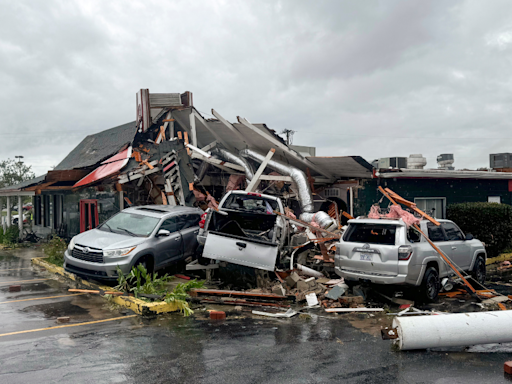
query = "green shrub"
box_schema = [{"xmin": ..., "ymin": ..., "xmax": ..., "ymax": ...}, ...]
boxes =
[
  {"xmin": 114, "ymin": 265, "xmax": 204, "ymax": 316},
  {"xmin": 447, "ymin": 202, "xmax": 512, "ymax": 257},
  {"xmin": 43, "ymin": 236, "xmax": 67, "ymax": 266},
  {"xmin": 0, "ymin": 227, "xmax": 3, "ymax": 243},
  {"xmin": 2, "ymin": 226, "xmax": 19, "ymax": 245}
]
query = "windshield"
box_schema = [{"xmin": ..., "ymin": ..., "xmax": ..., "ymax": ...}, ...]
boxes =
[
  {"xmin": 100, "ymin": 212, "xmax": 160, "ymax": 237},
  {"xmin": 222, "ymin": 194, "xmax": 280, "ymax": 214},
  {"xmin": 343, "ymin": 223, "xmax": 397, "ymax": 245}
]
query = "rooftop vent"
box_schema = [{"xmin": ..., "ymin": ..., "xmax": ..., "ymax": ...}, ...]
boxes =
[
  {"xmin": 378, "ymin": 157, "xmax": 407, "ymax": 169},
  {"xmin": 437, "ymin": 154, "xmax": 454, "ymax": 170},
  {"xmin": 407, "ymin": 154, "xmax": 427, "ymax": 169},
  {"xmin": 490, "ymin": 153, "xmax": 512, "ymax": 169}
]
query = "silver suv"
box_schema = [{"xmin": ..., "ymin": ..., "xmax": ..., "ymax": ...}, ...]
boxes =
[
  {"xmin": 334, "ymin": 218, "xmax": 486, "ymax": 301},
  {"xmin": 64, "ymin": 205, "xmax": 203, "ymax": 280}
]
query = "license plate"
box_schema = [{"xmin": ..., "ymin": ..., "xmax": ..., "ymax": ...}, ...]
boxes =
[{"xmin": 360, "ymin": 253, "xmax": 372, "ymax": 261}]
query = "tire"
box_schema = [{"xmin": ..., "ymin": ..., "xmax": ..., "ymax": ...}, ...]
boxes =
[
  {"xmin": 133, "ymin": 256, "xmax": 153, "ymax": 275},
  {"xmin": 471, "ymin": 256, "xmax": 486, "ymax": 286},
  {"xmin": 419, "ymin": 267, "xmax": 440, "ymax": 302}
]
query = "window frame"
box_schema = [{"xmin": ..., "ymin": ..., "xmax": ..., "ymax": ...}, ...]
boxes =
[
  {"xmin": 426, "ymin": 222, "xmax": 447, "ymax": 242},
  {"xmin": 159, "ymin": 216, "xmax": 179, "ymax": 233},
  {"xmin": 441, "ymin": 222, "xmax": 465, "ymax": 241},
  {"xmin": 414, "ymin": 197, "xmax": 447, "ymax": 219}
]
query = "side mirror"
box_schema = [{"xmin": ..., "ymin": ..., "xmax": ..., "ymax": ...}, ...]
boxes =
[
  {"xmin": 156, "ymin": 229, "xmax": 171, "ymax": 237},
  {"xmin": 465, "ymin": 233, "xmax": 474, "ymax": 241}
]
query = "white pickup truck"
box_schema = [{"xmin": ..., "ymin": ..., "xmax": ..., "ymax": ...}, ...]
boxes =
[{"xmin": 197, "ymin": 191, "xmax": 289, "ymax": 271}]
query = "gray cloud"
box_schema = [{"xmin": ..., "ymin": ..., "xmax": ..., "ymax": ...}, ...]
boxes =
[{"xmin": 1, "ymin": 0, "xmax": 512, "ymax": 175}]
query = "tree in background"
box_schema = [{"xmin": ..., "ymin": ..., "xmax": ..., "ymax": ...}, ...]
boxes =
[
  {"xmin": 0, "ymin": 159, "xmax": 36, "ymax": 213},
  {"xmin": 0, "ymin": 158, "xmax": 35, "ymax": 189}
]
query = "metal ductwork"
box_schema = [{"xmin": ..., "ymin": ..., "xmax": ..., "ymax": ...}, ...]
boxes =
[
  {"xmin": 195, "ymin": 161, "xmax": 209, "ymax": 182},
  {"xmin": 299, "ymin": 211, "xmax": 336, "ymax": 230},
  {"xmin": 239, "ymin": 148, "xmax": 314, "ymax": 213},
  {"xmin": 213, "ymin": 148, "xmax": 255, "ymax": 181}
]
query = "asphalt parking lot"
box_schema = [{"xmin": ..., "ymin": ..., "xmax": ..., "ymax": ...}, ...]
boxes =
[{"xmin": 1, "ymin": 248, "xmax": 512, "ymax": 384}]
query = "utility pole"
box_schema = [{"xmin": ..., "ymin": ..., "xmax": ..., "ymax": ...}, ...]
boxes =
[
  {"xmin": 280, "ymin": 129, "xmax": 295, "ymax": 146},
  {"xmin": 15, "ymin": 156, "xmax": 23, "ymax": 180}
]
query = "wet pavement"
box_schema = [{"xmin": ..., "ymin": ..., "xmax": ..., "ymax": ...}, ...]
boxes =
[{"xmin": 1, "ymin": 248, "xmax": 512, "ymax": 383}]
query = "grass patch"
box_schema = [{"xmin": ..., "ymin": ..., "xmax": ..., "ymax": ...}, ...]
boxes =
[{"xmin": 42, "ymin": 236, "xmax": 67, "ymax": 267}]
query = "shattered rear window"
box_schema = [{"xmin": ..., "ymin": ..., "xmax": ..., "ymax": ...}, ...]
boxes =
[
  {"xmin": 343, "ymin": 223, "xmax": 397, "ymax": 245},
  {"xmin": 223, "ymin": 194, "xmax": 280, "ymax": 213}
]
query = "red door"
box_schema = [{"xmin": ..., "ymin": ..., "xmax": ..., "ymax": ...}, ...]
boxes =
[{"xmin": 80, "ymin": 199, "xmax": 99, "ymax": 233}]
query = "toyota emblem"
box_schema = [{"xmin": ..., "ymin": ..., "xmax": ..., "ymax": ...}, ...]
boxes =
[{"xmin": 83, "ymin": 247, "xmax": 90, "ymax": 254}]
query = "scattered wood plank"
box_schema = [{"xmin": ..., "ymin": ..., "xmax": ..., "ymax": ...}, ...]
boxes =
[
  {"xmin": 189, "ymin": 289, "xmax": 289, "ymax": 300},
  {"xmin": 325, "ymin": 308, "xmax": 384, "ymax": 313}
]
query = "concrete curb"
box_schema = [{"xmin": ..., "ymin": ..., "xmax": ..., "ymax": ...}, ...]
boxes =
[
  {"xmin": 31, "ymin": 258, "xmax": 180, "ymax": 316},
  {"xmin": 487, "ymin": 253, "xmax": 512, "ymax": 266}
]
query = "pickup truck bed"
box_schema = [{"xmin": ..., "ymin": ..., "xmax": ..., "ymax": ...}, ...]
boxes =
[{"xmin": 202, "ymin": 210, "xmax": 280, "ymax": 271}]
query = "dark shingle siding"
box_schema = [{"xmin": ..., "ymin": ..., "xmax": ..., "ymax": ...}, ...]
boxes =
[
  {"xmin": 54, "ymin": 121, "xmax": 136, "ymax": 171},
  {"xmin": 0, "ymin": 174, "xmax": 47, "ymax": 191}
]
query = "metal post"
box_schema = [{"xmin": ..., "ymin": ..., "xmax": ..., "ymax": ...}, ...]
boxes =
[
  {"xmin": 18, "ymin": 195, "xmax": 23, "ymax": 238},
  {"xmin": 6, "ymin": 196, "xmax": 11, "ymax": 229},
  {"xmin": 349, "ymin": 187, "xmax": 354, "ymax": 217},
  {"xmin": 119, "ymin": 191, "xmax": 124, "ymax": 211},
  {"xmin": 1, "ymin": 197, "xmax": 5, "ymax": 232}
]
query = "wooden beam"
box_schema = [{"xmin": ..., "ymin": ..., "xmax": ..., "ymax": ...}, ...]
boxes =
[
  {"xmin": 190, "ymin": 152, "xmax": 245, "ymax": 172},
  {"xmin": 246, "ymin": 148, "xmax": 275, "ymax": 192},
  {"xmin": 237, "ymin": 117, "xmax": 333, "ymax": 180},
  {"xmin": 201, "ymin": 140, "xmax": 218, "ymax": 153},
  {"xmin": 211, "ymin": 109, "xmax": 248, "ymax": 147},
  {"xmin": 189, "ymin": 111, "xmax": 197, "ymax": 146}
]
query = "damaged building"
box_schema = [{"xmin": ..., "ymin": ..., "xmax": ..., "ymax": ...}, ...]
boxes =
[{"xmin": 0, "ymin": 89, "xmax": 373, "ymax": 241}]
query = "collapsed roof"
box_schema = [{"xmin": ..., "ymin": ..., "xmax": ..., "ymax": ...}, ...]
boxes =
[{"xmin": 54, "ymin": 121, "xmax": 136, "ymax": 171}]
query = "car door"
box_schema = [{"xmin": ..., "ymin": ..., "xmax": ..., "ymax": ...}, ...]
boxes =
[
  {"xmin": 177, "ymin": 213, "xmax": 201, "ymax": 258},
  {"xmin": 441, "ymin": 222, "xmax": 470, "ymax": 270},
  {"xmin": 426, "ymin": 221, "xmax": 451, "ymax": 269},
  {"xmin": 153, "ymin": 217, "xmax": 183, "ymax": 268}
]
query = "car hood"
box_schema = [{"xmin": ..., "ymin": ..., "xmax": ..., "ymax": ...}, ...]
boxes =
[{"xmin": 74, "ymin": 229, "xmax": 148, "ymax": 250}]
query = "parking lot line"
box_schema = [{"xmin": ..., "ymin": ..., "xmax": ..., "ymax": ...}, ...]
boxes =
[
  {"xmin": 0, "ymin": 293, "xmax": 87, "ymax": 304},
  {"xmin": 0, "ymin": 268, "xmax": 34, "ymax": 271},
  {"xmin": 0, "ymin": 315, "xmax": 138, "ymax": 338},
  {"xmin": 0, "ymin": 278, "xmax": 49, "ymax": 285}
]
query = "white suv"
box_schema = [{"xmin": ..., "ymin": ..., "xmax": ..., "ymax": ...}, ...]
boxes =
[{"xmin": 334, "ymin": 218, "xmax": 486, "ymax": 301}]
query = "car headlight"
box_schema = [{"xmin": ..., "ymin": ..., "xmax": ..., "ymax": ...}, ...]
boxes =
[
  {"xmin": 68, "ymin": 236, "xmax": 76, "ymax": 252},
  {"xmin": 104, "ymin": 247, "xmax": 136, "ymax": 258}
]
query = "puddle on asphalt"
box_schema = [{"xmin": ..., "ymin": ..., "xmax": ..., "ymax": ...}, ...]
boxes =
[
  {"xmin": 0, "ymin": 282, "xmax": 54, "ymax": 293},
  {"xmin": 18, "ymin": 294, "xmax": 119, "ymax": 321},
  {"xmin": 20, "ymin": 300, "xmax": 90, "ymax": 318}
]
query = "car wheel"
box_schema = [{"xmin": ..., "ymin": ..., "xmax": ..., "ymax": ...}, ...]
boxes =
[
  {"xmin": 471, "ymin": 256, "xmax": 486, "ymax": 286},
  {"xmin": 134, "ymin": 257, "xmax": 153, "ymax": 275},
  {"xmin": 419, "ymin": 267, "xmax": 440, "ymax": 302}
]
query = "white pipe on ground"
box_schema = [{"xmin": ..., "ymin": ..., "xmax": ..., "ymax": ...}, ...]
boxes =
[
  {"xmin": 393, "ymin": 311, "xmax": 512, "ymax": 350},
  {"xmin": 296, "ymin": 264, "xmax": 324, "ymax": 278}
]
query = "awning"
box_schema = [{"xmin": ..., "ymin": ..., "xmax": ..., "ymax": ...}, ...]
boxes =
[{"xmin": 74, "ymin": 147, "xmax": 132, "ymax": 188}]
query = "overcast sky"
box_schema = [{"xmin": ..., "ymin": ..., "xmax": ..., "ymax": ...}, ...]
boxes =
[{"xmin": 1, "ymin": 0, "xmax": 512, "ymax": 175}]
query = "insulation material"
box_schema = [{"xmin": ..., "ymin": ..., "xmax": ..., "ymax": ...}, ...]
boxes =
[
  {"xmin": 368, "ymin": 204, "xmax": 420, "ymax": 228},
  {"xmin": 226, "ymin": 174, "xmax": 246, "ymax": 191}
]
